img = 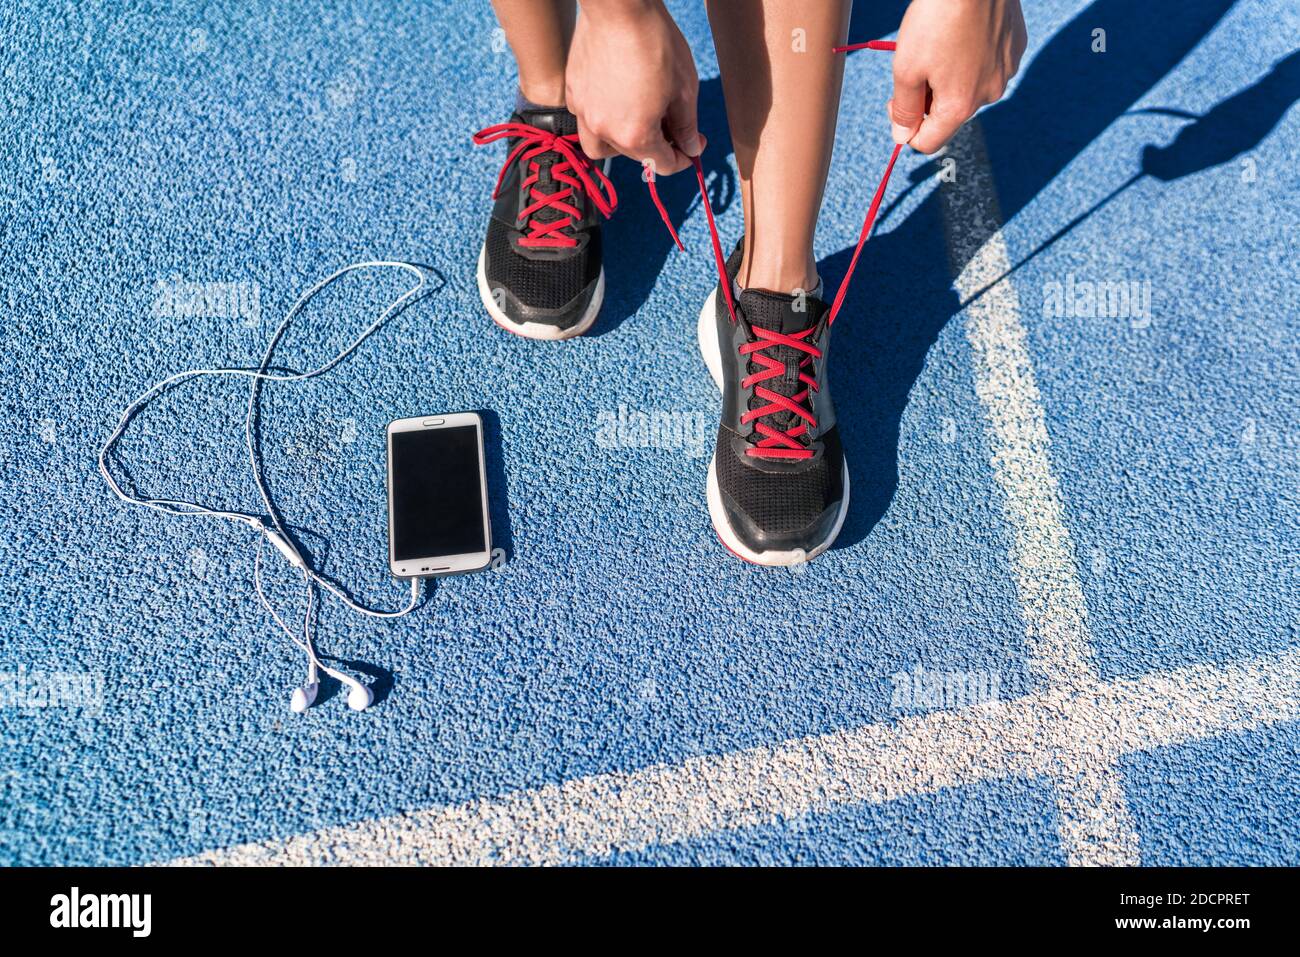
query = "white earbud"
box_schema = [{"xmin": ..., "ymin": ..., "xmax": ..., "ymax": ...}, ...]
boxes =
[
  {"xmin": 347, "ymin": 682, "xmax": 375, "ymax": 712},
  {"xmin": 289, "ymin": 682, "xmax": 318, "ymax": 713},
  {"xmin": 289, "ymin": 662, "xmax": 320, "ymax": 713},
  {"xmin": 338, "ymin": 673, "xmax": 374, "ymax": 711},
  {"xmin": 288, "ymin": 660, "xmax": 371, "ymax": 713}
]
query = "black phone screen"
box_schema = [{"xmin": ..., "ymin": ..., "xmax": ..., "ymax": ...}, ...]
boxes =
[{"xmin": 389, "ymin": 424, "xmax": 486, "ymax": 560}]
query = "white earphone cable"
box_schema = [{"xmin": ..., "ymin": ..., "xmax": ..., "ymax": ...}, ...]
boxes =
[{"xmin": 100, "ymin": 260, "xmax": 431, "ymax": 709}]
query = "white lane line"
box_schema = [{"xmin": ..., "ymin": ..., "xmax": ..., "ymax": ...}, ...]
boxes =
[
  {"xmin": 172, "ymin": 646, "xmax": 1300, "ymax": 865},
  {"xmin": 939, "ymin": 122, "xmax": 1137, "ymax": 865}
]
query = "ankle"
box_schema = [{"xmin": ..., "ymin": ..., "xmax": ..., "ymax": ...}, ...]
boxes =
[
  {"xmin": 517, "ymin": 76, "xmax": 566, "ymax": 110},
  {"xmin": 739, "ymin": 256, "xmax": 820, "ymax": 299}
]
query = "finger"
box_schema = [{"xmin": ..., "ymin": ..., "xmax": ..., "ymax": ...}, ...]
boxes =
[
  {"xmin": 576, "ymin": 117, "xmax": 614, "ymax": 160},
  {"xmin": 664, "ymin": 90, "xmax": 703, "ymax": 159},
  {"xmin": 659, "ymin": 131, "xmax": 709, "ymax": 178},
  {"xmin": 906, "ymin": 97, "xmax": 972, "ymax": 155},
  {"xmin": 626, "ymin": 132, "xmax": 680, "ymax": 179},
  {"xmin": 889, "ymin": 64, "xmax": 928, "ymax": 144}
]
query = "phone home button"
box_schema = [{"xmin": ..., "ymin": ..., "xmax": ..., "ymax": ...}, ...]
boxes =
[{"xmin": 422, "ymin": 418, "xmax": 444, "ymax": 427}]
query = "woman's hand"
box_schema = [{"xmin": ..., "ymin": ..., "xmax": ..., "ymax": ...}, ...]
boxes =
[
  {"xmin": 565, "ymin": 0, "xmax": 703, "ymax": 175},
  {"xmin": 890, "ymin": 0, "xmax": 1027, "ymax": 153}
]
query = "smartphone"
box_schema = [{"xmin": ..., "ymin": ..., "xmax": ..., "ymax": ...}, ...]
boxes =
[{"xmin": 386, "ymin": 413, "xmax": 493, "ymax": 577}]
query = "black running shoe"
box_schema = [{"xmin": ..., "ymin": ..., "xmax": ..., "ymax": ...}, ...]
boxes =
[
  {"xmin": 473, "ymin": 108, "xmax": 615, "ymax": 340},
  {"xmin": 697, "ymin": 241, "xmax": 849, "ymax": 566}
]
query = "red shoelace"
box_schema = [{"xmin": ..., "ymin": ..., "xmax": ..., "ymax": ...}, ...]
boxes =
[
  {"xmin": 697, "ymin": 39, "xmax": 903, "ymax": 459},
  {"xmin": 473, "ymin": 121, "xmax": 682, "ymax": 249},
  {"xmin": 473, "ymin": 122, "xmax": 616, "ymax": 247},
  {"xmin": 738, "ymin": 326, "xmax": 822, "ymax": 458},
  {"xmin": 475, "ymin": 41, "xmax": 899, "ymax": 458}
]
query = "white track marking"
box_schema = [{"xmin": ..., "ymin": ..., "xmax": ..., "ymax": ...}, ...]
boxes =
[
  {"xmin": 939, "ymin": 123, "xmax": 1137, "ymax": 865},
  {"xmin": 171, "ymin": 647, "xmax": 1300, "ymax": 865}
]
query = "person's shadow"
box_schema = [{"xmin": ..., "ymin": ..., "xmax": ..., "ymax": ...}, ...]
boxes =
[
  {"xmin": 1139, "ymin": 47, "xmax": 1300, "ymax": 181},
  {"xmin": 825, "ymin": 0, "xmax": 1251, "ymax": 547}
]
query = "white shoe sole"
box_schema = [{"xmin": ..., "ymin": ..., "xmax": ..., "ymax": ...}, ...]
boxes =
[
  {"xmin": 697, "ymin": 288, "xmax": 851, "ymax": 567},
  {"xmin": 477, "ymin": 243, "xmax": 603, "ymax": 341}
]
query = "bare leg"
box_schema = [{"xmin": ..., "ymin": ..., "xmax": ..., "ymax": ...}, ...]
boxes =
[
  {"xmin": 706, "ymin": 0, "xmax": 851, "ymax": 293},
  {"xmin": 491, "ymin": 0, "xmax": 576, "ymax": 106}
]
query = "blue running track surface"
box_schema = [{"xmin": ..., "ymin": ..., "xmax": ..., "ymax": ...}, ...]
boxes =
[{"xmin": 1, "ymin": 0, "xmax": 1297, "ymax": 864}]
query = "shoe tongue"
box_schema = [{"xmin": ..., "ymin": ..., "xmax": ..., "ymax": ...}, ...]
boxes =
[
  {"xmin": 739, "ymin": 288, "xmax": 823, "ymax": 336},
  {"xmin": 515, "ymin": 107, "xmax": 578, "ymax": 137},
  {"xmin": 738, "ymin": 289, "xmax": 827, "ymax": 438}
]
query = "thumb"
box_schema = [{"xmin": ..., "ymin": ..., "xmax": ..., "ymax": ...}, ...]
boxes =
[
  {"xmin": 665, "ymin": 92, "xmax": 702, "ymax": 159},
  {"xmin": 889, "ymin": 69, "xmax": 928, "ymax": 144}
]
